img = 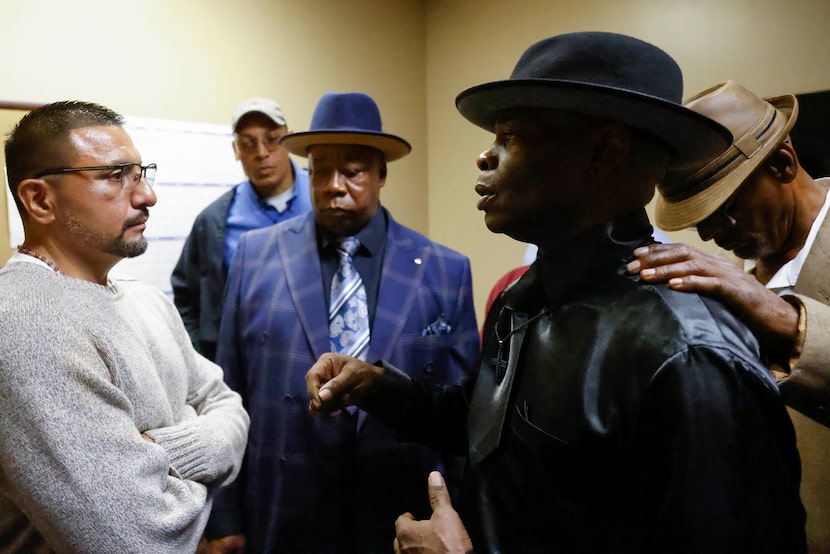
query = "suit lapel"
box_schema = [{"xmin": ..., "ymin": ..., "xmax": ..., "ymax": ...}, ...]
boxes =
[
  {"xmin": 795, "ymin": 179, "xmax": 830, "ymax": 303},
  {"xmin": 370, "ymin": 219, "xmax": 429, "ymax": 361},
  {"xmin": 278, "ymin": 215, "xmax": 332, "ymax": 359}
]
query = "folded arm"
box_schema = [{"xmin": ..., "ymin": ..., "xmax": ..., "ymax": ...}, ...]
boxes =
[
  {"xmin": 0, "ymin": 329, "xmax": 212, "ymax": 552},
  {"xmin": 143, "ymin": 353, "xmax": 249, "ymax": 486}
]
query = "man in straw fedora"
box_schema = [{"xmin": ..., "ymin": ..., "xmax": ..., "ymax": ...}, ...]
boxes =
[
  {"xmin": 306, "ymin": 33, "xmax": 807, "ymax": 553},
  {"xmin": 206, "ymin": 91, "xmax": 480, "ymax": 553},
  {"xmin": 630, "ymin": 80, "xmax": 830, "ymax": 553}
]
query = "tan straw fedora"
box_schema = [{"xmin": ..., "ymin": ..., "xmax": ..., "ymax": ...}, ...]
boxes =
[{"xmin": 655, "ymin": 80, "xmax": 798, "ymax": 231}]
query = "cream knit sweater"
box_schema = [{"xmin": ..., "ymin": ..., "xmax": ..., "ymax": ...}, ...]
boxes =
[{"xmin": 0, "ymin": 262, "xmax": 249, "ymax": 553}]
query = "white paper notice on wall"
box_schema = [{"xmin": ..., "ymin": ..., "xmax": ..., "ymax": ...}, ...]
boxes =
[{"xmin": 6, "ymin": 115, "xmax": 245, "ymax": 295}]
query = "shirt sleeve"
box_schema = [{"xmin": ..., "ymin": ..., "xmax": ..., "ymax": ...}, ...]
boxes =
[
  {"xmin": 777, "ymin": 293, "xmax": 830, "ymax": 427},
  {"xmin": 631, "ymin": 344, "xmax": 805, "ymax": 553}
]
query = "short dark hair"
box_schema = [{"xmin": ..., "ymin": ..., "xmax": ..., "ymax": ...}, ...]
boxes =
[{"xmin": 4, "ymin": 100, "xmax": 124, "ymax": 214}]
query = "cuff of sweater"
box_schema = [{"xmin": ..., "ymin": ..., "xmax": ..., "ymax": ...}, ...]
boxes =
[{"xmin": 145, "ymin": 424, "xmax": 230, "ymax": 484}]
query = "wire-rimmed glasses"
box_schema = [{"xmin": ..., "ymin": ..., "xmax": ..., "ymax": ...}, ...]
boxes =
[{"xmin": 34, "ymin": 163, "xmax": 158, "ymax": 189}]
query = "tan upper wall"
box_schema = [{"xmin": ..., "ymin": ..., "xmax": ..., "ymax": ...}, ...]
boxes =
[
  {"xmin": 2, "ymin": 0, "xmax": 829, "ymax": 323},
  {"xmin": 425, "ymin": 0, "xmax": 830, "ymax": 320},
  {"xmin": 0, "ymin": 0, "xmax": 428, "ymax": 265}
]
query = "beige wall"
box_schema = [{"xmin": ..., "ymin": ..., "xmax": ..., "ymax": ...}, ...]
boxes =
[
  {"xmin": 0, "ymin": 0, "xmax": 428, "ymax": 264},
  {"xmin": 2, "ymin": 0, "xmax": 830, "ymax": 322}
]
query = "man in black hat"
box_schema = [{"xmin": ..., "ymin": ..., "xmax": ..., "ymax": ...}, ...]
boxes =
[
  {"xmin": 306, "ymin": 33, "xmax": 807, "ymax": 552},
  {"xmin": 206, "ymin": 92, "xmax": 479, "ymax": 553}
]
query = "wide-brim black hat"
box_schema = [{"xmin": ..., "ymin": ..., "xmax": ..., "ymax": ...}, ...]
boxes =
[
  {"xmin": 456, "ymin": 32, "xmax": 732, "ymax": 170},
  {"xmin": 281, "ymin": 92, "xmax": 411, "ymax": 161}
]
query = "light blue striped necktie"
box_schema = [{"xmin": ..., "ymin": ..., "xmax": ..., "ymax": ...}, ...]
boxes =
[{"xmin": 329, "ymin": 236, "xmax": 370, "ymax": 360}]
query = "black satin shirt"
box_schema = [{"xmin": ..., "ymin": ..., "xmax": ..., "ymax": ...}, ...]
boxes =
[{"xmin": 367, "ymin": 209, "xmax": 806, "ymax": 554}]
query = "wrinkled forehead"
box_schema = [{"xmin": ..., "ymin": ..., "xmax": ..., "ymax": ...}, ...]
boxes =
[{"xmin": 63, "ymin": 125, "xmax": 140, "ymax": 165}]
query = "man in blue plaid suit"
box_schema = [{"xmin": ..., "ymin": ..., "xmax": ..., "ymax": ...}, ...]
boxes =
[{"xmin": 205, "ymin": 92, "xmax": 480, "ymax": 553}]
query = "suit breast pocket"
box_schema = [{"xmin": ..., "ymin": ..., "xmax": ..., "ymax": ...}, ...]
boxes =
[{"xmin": 396, "ymin": 334, "xmax": 460, "ymax": 383}]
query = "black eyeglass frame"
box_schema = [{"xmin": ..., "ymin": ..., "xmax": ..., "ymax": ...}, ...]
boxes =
[{"xmin": 33, "ymin": 163, "xmax": 158, "ymax": 187}]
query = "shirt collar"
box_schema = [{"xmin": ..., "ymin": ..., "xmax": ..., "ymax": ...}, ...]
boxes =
[
  {"xmin": 532, "ymin": 209, "xmax": 655, "ymax": 308},
  {"xmin": 318, "ymin": 205, "xmax": 388, "ymax": 258},
  {"xmin": 7, "ymin": 250, "xmax": 50, "ymax": 270},
  {"xmin": 264, "ymin": 186, "xmax": 296, "ymax": 213},
  {"xmin": 765, "ymin": 177, "xmax": 830, "ymax": 290},
  {"xmin": 240, "ymin": 158, "xmax": 299, "ymax": 210}
]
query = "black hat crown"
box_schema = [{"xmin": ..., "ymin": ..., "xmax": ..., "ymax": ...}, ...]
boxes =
[{"xmin": 456, "ymin": 31, "xmax": 731, "ymax": 170}]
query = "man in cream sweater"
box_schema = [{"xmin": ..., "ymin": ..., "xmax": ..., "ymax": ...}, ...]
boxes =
[{"xmin": 0, "ymin": 100, "xmax": 249, "ymax": 553}]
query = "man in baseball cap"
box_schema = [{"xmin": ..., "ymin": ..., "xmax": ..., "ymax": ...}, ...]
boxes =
[
  {"xmin": 231, "ymin": 97, "xmax": 286, "ymax": 130},
  {"xmin": 172, "ymin": 97, "xmax": 312, "ymax": 361}
]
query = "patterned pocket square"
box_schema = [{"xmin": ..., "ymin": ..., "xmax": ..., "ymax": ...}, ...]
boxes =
[{"xmin": 421, "ymin": 314, "xmax": 452, "ymax": 336}]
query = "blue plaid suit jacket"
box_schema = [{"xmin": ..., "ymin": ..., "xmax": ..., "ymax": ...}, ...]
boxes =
[{"xmin": 209, "ymin": 208, "xmax": 480, "ymax": 553}]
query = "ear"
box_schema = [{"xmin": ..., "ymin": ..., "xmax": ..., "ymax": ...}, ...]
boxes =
[
  {"xmin": 589, "ymin": 123, "xmax": 632, "ymax": 179},
  {"xmin": 764, "ymin": 140, "xmax": 798, "ymax": 184},
  {"xmin": 232, "ymin": 139, "xmax": 241, "ymax": 161},
  {"xmin": 377, "ymin": 159, "xmax": 388, "ymax": 188},
  {"xmin": 16, "ymin": 178, "xmax": 58, "ymax": 224}
]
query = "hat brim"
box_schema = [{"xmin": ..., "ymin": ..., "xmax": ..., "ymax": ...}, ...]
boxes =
[
  {"xmin": 280, "ymin": 130, "xmax": 411, "ymax": 162},
  {"xmin": 456, "ymin": 80, "xmax": 732, "ymax": 170},
  {"xmin": 654, "ymin": 94, "xmax": 797, "ymax": 231}
]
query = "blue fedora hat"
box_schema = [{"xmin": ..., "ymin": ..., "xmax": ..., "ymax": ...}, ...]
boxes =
[
  {"xmin": 280, "ymin": 92, "xmax": 411, "ymax": 161},
  {"xmin": 456, "ymin": 32, "xmax": 732, "ymax": 171}
]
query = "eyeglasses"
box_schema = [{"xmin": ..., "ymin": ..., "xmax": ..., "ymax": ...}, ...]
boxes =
[
  {"xmin": 235, "ymin": 134, "xmax": 283, "ymax": 153},
  {"xmin": 34, "ymin": 163, "xmax": 157, "ymax": 189}
]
